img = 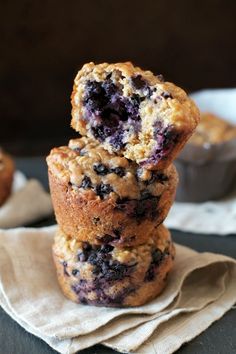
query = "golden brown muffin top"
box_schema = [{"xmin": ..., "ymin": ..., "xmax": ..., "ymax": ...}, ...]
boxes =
[
  {"xmin": 71, "ymin": 62, "xmax": 200, "ymax": 168},
  {"xmin": 189, "ymin": 113, "xmax": 236, "ymax": 145}
]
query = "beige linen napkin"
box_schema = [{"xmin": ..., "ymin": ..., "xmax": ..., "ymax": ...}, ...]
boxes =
[
  {"xmin": 0, "ymin": 226, "xmax": 235, "ymax": 354},
  {"xmin": 0, "ymin": 171, "xmax": 53, "ymax": 228},
  {"xmin": 166, "ymin": 194, "xmax": 236, "ymax": 235}
]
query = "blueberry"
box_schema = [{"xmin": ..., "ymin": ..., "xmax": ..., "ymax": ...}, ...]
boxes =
[
  {"xmin": 152, "ymin": 249, "xmax": 163, "ymax": 264},
  {"xmin": 78, "ymin": 252, "xmax": 88, "ymax": 262},
  {"xmin": 100, "ymin": 244, "xmax": 114, "ymax": 253},
  {"xmin": 109, "ymin": 131, "xmax": 125, "ymax": 150},
  {"xmin": 130, "ymin": 94, "xmax": 143, "ymax": 108},
  {"xmin": 93, "ymin": 217, "xmax": 100, "ymax": 225},
  {"xmin": 92, "ymin": 266, "xmax": 101, "ymax": 275},
  {"xmin": 87, "ymin": 252, "xmax": 98, "ymax": 265},
  {"xmin": 62, "ymin": 261, "xmax": 69, "ymax": 276},
  {"xmin": 163, "ymin": 128, "xmax": 179, "ymax": 147},
  {"xmin": 97, "ymin": 234, "xmax": 115, "ymax": 243},
  {"xmin": 84, "ymin": 81, "xmax": 108, "ymax": 113},
  {"xmin": 140, "ymin": 190, "xmax": 153, "ymax": 200},
  {"xmin": 93, "ymin": 163, "xmax": 109, "ymax": 175},
  {"xmin": 95, "ymin": 183, "xmax": 113, "ymax": 199},
  {"xmin": 106, "ymin": 73, "xmax": 112, "ymax": 80},
  {"xmin": 82, "ymin": 242, "xmax": 92, "ymax": 252},
  {"xmin": 102, "ymin": 80, "xmax": 118, "ymax": 96},
  {"xmin": 91, "ymin": 126, "xmax": 110, "ymax": 141},
  {"xmin": 145, "ymin": 248, "xmax": 164, "ymax": 282},
  {"xmin": 145, "ymin": 171, "xmax": 169, "ymax": 185},
  {"xmin": 131, "ymin": 75, "xmax": 147, "ymax": 90},
  {"xmin": 111, "ymin": 166, "xmax": 125, "ymax": 177},
  {"xmin": 113, "ymin": 228, "xmax": 122, "ymax": 239},
  {"xmin": 161, "ymin": 92, "xmax": 173, "ymax": 99},
  {"xmin": 156, "ymin": 74, "xmax": 165, "ymax": 82},
  {"xmin": 156, "ymin": 173, "xmax": 168, "ymax": 184},
  {"xmin": 80, "ymin": 176, "xmax": 92, "ymax": 189},
  {"xmin": 145, "ymin": 265, "xmax": 155, "ymax": 281}
]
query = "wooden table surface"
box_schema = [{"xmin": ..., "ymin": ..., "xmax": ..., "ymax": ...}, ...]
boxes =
[{"xmin": 0, "ymin": 157, "xmax": 235, "ymax": 354}]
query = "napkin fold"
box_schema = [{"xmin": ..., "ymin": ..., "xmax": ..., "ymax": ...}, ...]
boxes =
[
  {"xmin": 0, "ymin": 171, "xmax": 53, "ymax": 228},
  {"xmin": 166, "ymin": 192, "xmax": 236, "ymax": 235},
  {"xmin": 0, "ymin": 226, "xmax": 235, "ymax": 354}
]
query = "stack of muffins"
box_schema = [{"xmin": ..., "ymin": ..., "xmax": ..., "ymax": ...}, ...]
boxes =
[{"xmin": 47, "ymin": 62, "xmax": 199, "ymax": 307}]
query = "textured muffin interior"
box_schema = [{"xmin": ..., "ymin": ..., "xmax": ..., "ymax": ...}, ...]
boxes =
[{"xmin": 73, "ymin": 66, "xmax": 184, "ymax": 167}]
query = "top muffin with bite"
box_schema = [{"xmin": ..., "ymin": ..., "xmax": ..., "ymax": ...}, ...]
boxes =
[{"xmin": 71, "ymin": 62, "xmax": 200, "ymax": 170}]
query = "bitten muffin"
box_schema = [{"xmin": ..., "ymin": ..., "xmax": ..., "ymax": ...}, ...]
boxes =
[
  {"xmin": 0, "ymin": 150, "xmax": 14, "ymax": 206},
  {"xmin": 53, "ymin": 224, "xmax": 175, "ymax": 307},
  {"xmin": 47, "ymin": 137, "xmax": 178, "ymax": 246},
  {"xmin": 71, "ymin": 62, "xmax": 200, "ymax": 170},
  {"xmin": 175, "ymin": 113, "xmax": 236, "ymax": 202}
]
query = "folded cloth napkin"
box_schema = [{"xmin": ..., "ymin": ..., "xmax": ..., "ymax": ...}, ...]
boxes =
[
  {"xmin": 166, "ymin": 193, "xmax": 236, "ymax": 235},
  {"xmin": 0, "ymin": 171, "xmax": 53, "ymax": 228},
  {"xmin": 0, "ymin": 226, "xmax": 235, "ymax": 354}
]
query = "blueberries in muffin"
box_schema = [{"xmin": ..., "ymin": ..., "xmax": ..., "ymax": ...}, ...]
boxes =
[
  {"xmin": 93, "ymin": 217, "xmax": 100, "ymax": 225},
  {"xmin": 110, "ymin": 166, "xmax": 126, "ymax": 177},
  {"xmin": 145, "ymin": 248, "xmax": 164, "ymax": 282},
  {"xmin": 152, "ymin": 249, "xmax": 163, "ymax": 264},
  {"xmin": 72, "ymin": 269, "xmax": 80, "ymax": 276},
  {"xmin": 72, "ymin": 278, "xmax": 136, "ymax": 306},
  {"xmin": 131, "ymin": 75, "xmax": 147, "ymax": 90},
  {"xmin": 78, "ymin": 252, "xmax": 88, "ymax": 262},
  {"xmin": 103, "ymin": 262, "xmax": 130, "ymax": 281},
  {"xmin": 62, "ymin": 261, "xmax": 70, "ymax": 277},
  {"xmin": 141, "ymin": 123, "xmax": 180, "ymax": 167},
  {"xmin": 82, "ymin": 242, "xmax": 92, "ymax": 252},
  {"xmin": 156, "ymin": 74, "xmax": 165, "ymax": 82},
  {"xmin": 97, "ymin": 228, "xmax": 122, "ymax": 244},
  {"xmin": 80, "ymin": 176, "xmax": 92, "ymax": 189},
  {"xmin": 83, "ymin": 78, "xmax": 145, "ymax": 149},
  {"xmin": 93, "ymin": 163, "xmax": 109, "ymax": 175},
  {"xmin": 91, "ymin": 125, "xmax": 110, "ymax": 141},
  {"xmin": 83, "ymin": 80, "xmax": 108, "ymax": 114},
  {"xmin": 161, "ymin": 92, "xmax": 173, "ymax": 99},
  {"xmin": 93, "ymin": 163, "xmax": 125, "ymax": 177},
  {"xmin": 95, "ymin": 183, "xmax": 113, "ymax": 199},
  {"xmin": 109, "ymin": 131, "xmax": 125, "ymax": 150},
  {"xmin": 115, "ymin": 194, "xmax": 160, "ymax": 221},
  {"xmin": 100, "ymin": 244, "xmax": 114, "ymax": 253},
  {"xmin": 77, "ymin": 242, "xmax": 92, "ymax": 262},
  {"xmin": 97, "ymin": 234, "xmax": 115, "ymax": 244},
  {"xmin": 143, "ymin": 171, "xmax": 169, "ymax": 185}
]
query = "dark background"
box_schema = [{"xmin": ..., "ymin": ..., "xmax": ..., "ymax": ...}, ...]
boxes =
[{"xmin": 1, "ymin": 0, "xmax": 236, "ymax": 156}]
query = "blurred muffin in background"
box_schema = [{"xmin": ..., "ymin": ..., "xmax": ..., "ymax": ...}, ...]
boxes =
[
  {"xmin": 175, "ymin": 113, "xmax": 236, "ymax": 202},
  {"xmin": 0, "ymin": 149, "xmax": 15, "ymax": 206},
  {"xmin": 189, "ymin": 113, "xmax": 236, "ymax": 146}
]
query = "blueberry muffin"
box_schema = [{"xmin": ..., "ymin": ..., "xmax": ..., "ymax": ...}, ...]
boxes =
[
  {"xmin": 53, "ymin": 224, "xmax": 175, "ymax": 307},
  {"xmin": 71, "ymin": 62, "xmax": 200, "ymax": 170},
  {"xmin": 189, "ymin": 113, "xmax": 236, "ymax": 146},
  {"xmin": 175, "ymin": 113, "xmax": 236, "ymax": 202},
  {"xmin": 47, "ymin": 137, "xmax": 178, "ymax": 246},
  {"xmin": 0, "ymin": 150, "xmax": 14, "ymax": 206}
]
